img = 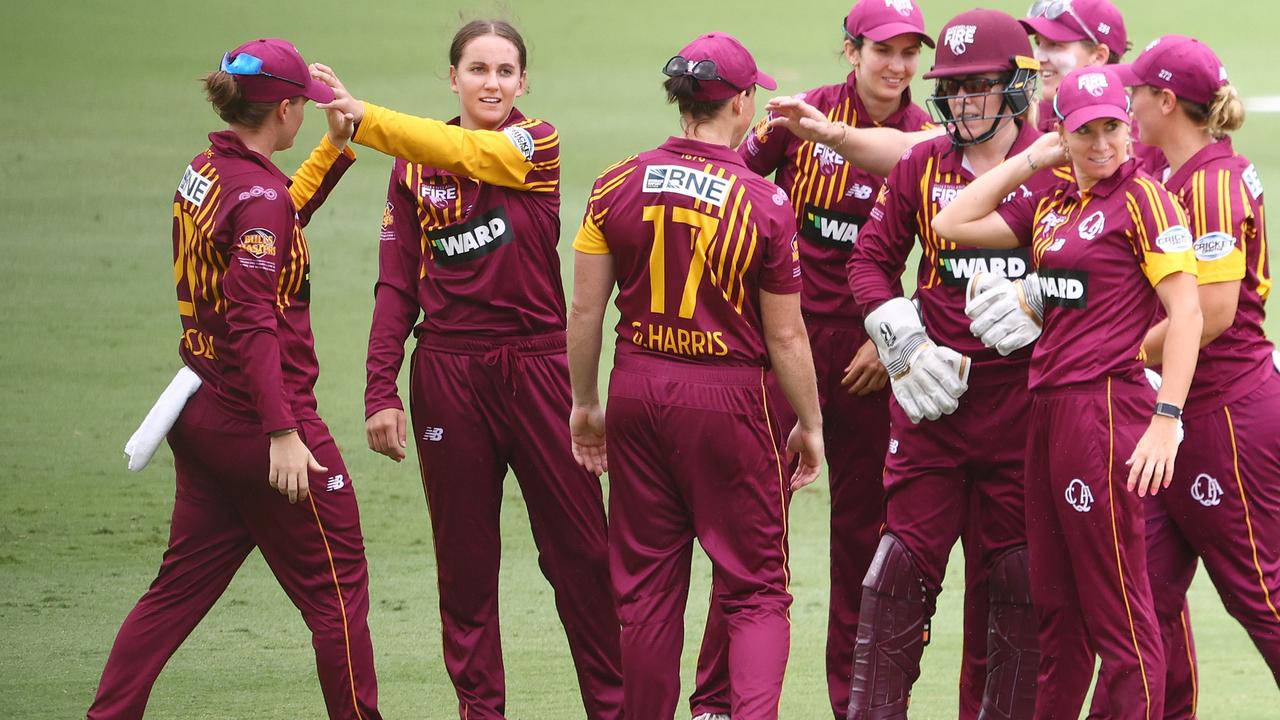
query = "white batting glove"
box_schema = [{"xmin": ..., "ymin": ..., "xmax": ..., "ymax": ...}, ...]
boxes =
[
  {"xmin": 1273, "ymin": 349, "xmax": 1279, "ymax": 373},
  {"xmin": 964, "ymin": 272, "xmax": 1043, "ymax": 356},
  {"xmin": 865, "ymin": 297, "xmax": 971, "ymax": 423}
]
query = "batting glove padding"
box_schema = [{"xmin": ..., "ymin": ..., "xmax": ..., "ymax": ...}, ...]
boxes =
[
  {"xmin": 964, "ymin": 272, "xmax": 1043, "ymax": 356},
  {"xmin": 865, "ymin": 297, "xmax": 971, "ymax": 423}
]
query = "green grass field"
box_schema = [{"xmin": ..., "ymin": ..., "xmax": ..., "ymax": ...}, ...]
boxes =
[{"xmin": 2, "ymin": 0, "xmax": 1278, "ymax": 717}]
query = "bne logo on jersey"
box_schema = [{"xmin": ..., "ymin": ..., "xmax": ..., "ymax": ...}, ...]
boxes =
[
  {"xmin": 1040, "ymin": 268, "xmax": 1089, "ymax": 309},
  {"xmin": 1191, "ymin": 473, "xmax": 1224, "ymax": 507},
  {"xmin": 427, "ymin": 207, "xmax": 514, "ymax": 266},
  {"xmin": 177, "ymin": 165, "xmax": 212, "ymax": 207},
  {"xmin": 1065, "ymin": 478, "xmax": 1094, "ymax": 512},
  {"xmin": 802, "ymin": 205, "xmax": 862, "ymax": 248},
  {"xmin": 421, "ymin": 183, "xmax": 459, "ymax": 210},
  {"xmin": 813, "ymin": 143, "xmax": 846, "ymax": 176},
  {"xmin": 937, "ymin": 249, "xmax": 1030, "ymax": 286},
  {"xmin": 944, "ymin": 25, "xmax": 977, "ymax": 55},
  {"xmin": 1078, "ymin": 72, "xmax": 1110, "ymax": 98},
  {"xmin": 1078, "ymin": 211, "xmax": 1106, "ymax": 240},
  {"xmin": 930, "ymin": 184, "xmax": 963, "ymax": 208},
  {"xmin": 885, "ymin": 0, "xmax": 914, "ymax": 16},
  {"xmin": 642, "ymin": 165, "xmax": 731, "ymax": 208}
]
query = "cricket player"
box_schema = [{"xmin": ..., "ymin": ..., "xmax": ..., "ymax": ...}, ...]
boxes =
[
  {"xmin": 1020, "ymin": 0, "xmax": 1129, "ymax": 132},
  {"xmin": 933, "ymin": 65, "xmax": 1203, "ymax": 720},
  {"xmin": 311, "ymin": 21, "xmax": 624, "ymax": 720},
  {"xmin": 566, "ymin": 31, "xmax": 824, "ymax": 720},
  {"xmin": 834, "ymin": 9, "xmax": 1055, "ymax": 719},
  {"xmin": 88, "ymin": 40, "xmax": 383, "ymax": 720},
  {"xmin": 1109, "ymin": 35, "xmax": 1279, "ymax": 710},
  {"xmin": 683, "ymin": 4, "xmax": 934, "ymax": 718}
]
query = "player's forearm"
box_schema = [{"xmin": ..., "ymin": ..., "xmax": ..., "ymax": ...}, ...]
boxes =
[
  {"xmin": 289, "ymin": 134, "xmax": 356, "ymax": 226},
  {"xmin": 353, "ymin": 103, "xmax": 529, "ymax": 189},
  {"xmin": 838, "ymin": 127, "xmax": 942, "ymax": 177},
  {"xmin": 1156, "ymin": 274, "xmax": 1204, "ymax": 408},
  {"xmin": 933, "ymin": 155, "xmax": 1034, "ymax": 248},
  {"xmin": 364, "ymin": 284, "xmax": 419, "ymax": 416},
  {"xmin": 761, "ymin": 292, "xmax": 821, "ymax": 431},
  {"xmin": 566, "ymin": 308, "xmax": 605, "ymax": 407}
]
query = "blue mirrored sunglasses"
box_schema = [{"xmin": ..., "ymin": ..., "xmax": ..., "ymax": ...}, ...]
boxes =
[{"xmin": 221, "ymin": 52, "xmax": 305, "ymax": 89}]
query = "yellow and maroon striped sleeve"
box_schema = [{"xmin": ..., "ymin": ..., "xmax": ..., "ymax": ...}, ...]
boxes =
[
  {"xmin": 1127, "ymin": 177, "xmax": 1198, "ymax": 287},
  {"xmin": 288, "ymin": 134, "xmax": 356, "ymax": 215},
  {"xmin": 1185, "ymin": 168, "xmax": 1250, "ymax": 284},
  {"xmin": 573, "ymin": 159, "xmax": 637, "ymax": 254}
]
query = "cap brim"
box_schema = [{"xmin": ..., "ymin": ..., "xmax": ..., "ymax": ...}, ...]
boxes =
[
  {"xmin": 1062, "ymin": 105, "xmax": 1129, "ymax": 133},
  {"xmin": 1110, "ymin": 63, "xmax": 1142, "ymax": 87},
  {"xmin": 863, "ymin": 23, "xmax": 936, "ymax": 48},
  {"xmin": 1020, "ymin": 17, "xmax": 1088, "ymax": 43},
  {"xmin": 754, "ymin": 70, "xmax": 778, "ymax": 92},
  {"xmin": 304, "ymin": 77, "xmax": 335, "ymax": 104}
]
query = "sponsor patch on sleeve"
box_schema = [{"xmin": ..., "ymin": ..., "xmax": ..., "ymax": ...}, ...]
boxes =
[
  {"xmin": 177, "ymin": 165, "xmax": 212, "ymax": 206},
  {"xmin": 1155, "ymin": 225, "xmax": 1193, "ymax": 254},
  {"xmin": 1243, "ymin": 164, "xmax": 1264, "ymax": 199},
  {"xmin": 380, "ymin": 201, "xmax": 395, "ymax": 242},
  {"xmin": 236, "ymin": 228, "xmax": 278, "ymax": 271},
  {"xmin": 1193, "ymin": 231, "xmax": 1236, "ymax": 261},
  {"xmin": 503, "ymin": 126, "xmax": 536, "ymax": 161}
]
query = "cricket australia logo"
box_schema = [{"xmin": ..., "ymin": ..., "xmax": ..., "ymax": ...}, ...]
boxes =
[
  {"xmin": 1065, "ymin": 478, "xmax": 1094, "ymax": 512},
  {"xmin": 885, "ymin": 0, "xmax": 914, "ymax": 16},
  {"xmin": 1191, "ymin": 473, "xmax": 1224, "ymax": 507},
  {"xmin": 944, "ymin": 25, "xmax": 977, "ymax": 55},
  {"xmin": 1078, "ymin": 72, "xmax": 1110, "ymax": 97}
]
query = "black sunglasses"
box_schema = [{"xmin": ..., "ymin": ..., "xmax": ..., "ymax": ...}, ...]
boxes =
[
  {"xmin": 935, "ymin": 75, "xmax": 1010, "ymax": 96},
  {"xmin": 662, "ymin": 56, "xmax": 745, "ymax": 90}
]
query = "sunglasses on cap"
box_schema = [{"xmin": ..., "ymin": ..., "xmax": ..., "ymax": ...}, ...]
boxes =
[
  {"xmin": 1027, "ymin": 0, "xmax": 1100, "ymax": 46},
  {"xmin": 662, "ymin": 56, "xmax": 746, "ymax": 91},
  {"xmin": 935, "ymin": 75, "xmax": 1010, "ymax": 96},
  {"xmin": 221, "ymin": 52, "xmax": 306, "ymax": 89}
]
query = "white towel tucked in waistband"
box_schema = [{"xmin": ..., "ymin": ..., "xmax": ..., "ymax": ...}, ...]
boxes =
[{"xmin": 124, "ymin": 366, "xmax": 203, "ymax": 471}]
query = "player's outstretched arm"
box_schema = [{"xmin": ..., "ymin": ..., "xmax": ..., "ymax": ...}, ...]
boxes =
[
  {"xmin": 760, "ymin": 289, "xmax": 823, "ymax": 490},
  {"xmin": 764, "ymin": 96, "xmax": 942, "ymax": 177},
  {"xmin": 567, "ymin": 251, "xmax": 615, "ymax": 477}
]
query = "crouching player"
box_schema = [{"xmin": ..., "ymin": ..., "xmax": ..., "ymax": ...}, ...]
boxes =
[
  {"xmin": 566, "ymin": 32, "xmax": 824, "ymax": 720},
  {"xmin": 933, "ymin": 66, "xmax": 1202, "ymax": 720}
]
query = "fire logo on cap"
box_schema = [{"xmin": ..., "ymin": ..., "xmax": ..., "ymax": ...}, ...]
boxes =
[
  {"xmin": 1078, "ymin": 72, "xmax": 1110, "ymax": 97},
  {"xmin": 945, "ymin": 25, "xmax": 977, "ymax": 55},
  {"xmin": 885, "ymin": 0, "xmax": 914, "ymax": 16}
]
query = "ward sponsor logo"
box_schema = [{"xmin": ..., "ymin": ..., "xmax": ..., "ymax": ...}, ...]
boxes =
[
  {"xmin": 937, "ymin": 248, "xmax": 1030, "ymax": 286},
  {"xmin": 642, "ymin": 164, "xmax": 731, "ymax": 207},
  {"xmin": 800, "ymin": 205, "xmax": 863, "ymax": 249},
  {"xmin": 177, "ymin": 165, "xmax": 212, "ymax": 206},
  {"xmin": 1039, "ymin": 268, "xmax": 1089, "ymax": 309},
  {"xmin": 427, "ymin": 207, "xmax": 514, "ymax": 266},
  {"xmin": 1193, "ymin": 231, "xmax": 1235, "ymax": 261}
]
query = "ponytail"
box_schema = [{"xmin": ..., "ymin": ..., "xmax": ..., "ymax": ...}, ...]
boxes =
[
  {"xmin": 663, "ymin": 75, "xmax": 732, "ymax": 122},
  {"xmin": 1206, "ymin": 84, "xmax": 1246, "ymax": 137},
  {"xmin": 202, "ymin": 70, "xmax": 281, "ymax": 128}
]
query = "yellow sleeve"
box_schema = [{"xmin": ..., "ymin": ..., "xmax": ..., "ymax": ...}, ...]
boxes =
[
  {"xmin": 289, "ymin": 135, "xmax": 355, "ymax": 211},
  {"xmin": 1194, "ymin": 232, "xmax": 1247, "ymax": 285},
  {"xmin": 353, "ymin": 103, "xmax": 532, "ymax": 190},
  {"xmin": 573, "ymin": 214, "xmax": 610, "ymax": 254},
  {"xmin": 1141, "ymin": 226, "xmax": 1199, "ymax": 287}
]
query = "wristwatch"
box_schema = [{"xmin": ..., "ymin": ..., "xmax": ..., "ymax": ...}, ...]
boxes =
[{"xmin": 1153, "ymin": 402, "xmax": 1183, "ymax": 420}]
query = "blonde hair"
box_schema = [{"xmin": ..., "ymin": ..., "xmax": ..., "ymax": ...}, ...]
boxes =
[{"xmin": 1180, "ymin": 84, "xmax": 1246, "ymax": 138}]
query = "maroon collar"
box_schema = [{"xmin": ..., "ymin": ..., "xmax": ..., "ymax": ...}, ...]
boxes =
[
  {"xmin": 208, "ymin": 130, "xmax": 290, "ymax": 185},
  {"xmin": 845, "ymin": 72, "xmax": 917, "ymax": 129},
  {"xmin": 659, "ymin": 136, "xmax": 750, "ymax": 169},
  {"xmin": 938, "ymin": 120, "xmax": 1041, "ymax": 176},
  {"xmin": 1165, "ymin": 137, "xmax": 1237, "ymax": 192},
  {"xmin": 446, "ymin": 106, "xmax": 529, "ymax": 129}
]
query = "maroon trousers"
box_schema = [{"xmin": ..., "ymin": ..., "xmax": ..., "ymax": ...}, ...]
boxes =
[
  {"xmin": 87, "ymin": 390, "xmax": 382, "ymax": 720},
  {"xmin": 1026, "ymin": 378, "xmax": 1164, "ymax": 720},
  {"xmin": 1090, "ymin": 372, "xmax": 1280, "ymax": 718},
  {"xmin": 408, "ymin": 332, "xmax": 622, "ymax": 720},
  {"xmin": 690, "ymin": 321, "xmax": 889, "ymax": 719},
  {"xmin": 607, "ymin": 353, "xmax": 793, "ymax": 720}
]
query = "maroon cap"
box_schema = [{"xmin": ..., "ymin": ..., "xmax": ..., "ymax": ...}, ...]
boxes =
[
  {"xmin": 925, "ymin": 9, "xmax": 1036, "ymax": 79},
  {"xmin": 1113, "ymin": 35, "xmax": 1228, "ymax": 105},
  {"xmin": 1020, "ymin": 0, "xmax": 1128, "ymax": 59},
  {"xmin": 669, "ymin": 32, "xmax": 777, "ymax": 102},
  {"xmin": 846, "ymin": 0, "xmax": 935, "ymax": 49},
  {"xmin": 1053, "ymin": 66, "xmax": 1130, "ymax": 132},
  {"xmin": 222, "ymin": 38, "xmax": 334, "ymax": 104}
]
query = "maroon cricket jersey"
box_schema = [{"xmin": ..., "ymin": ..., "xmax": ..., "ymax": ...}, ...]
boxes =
[
  {"xmin": 848, "ymin": 120, "xmax": 1060, "ymax": 374},
  {"xmin": 172, "ymin": 131, "xmax": 354, "ymax": 434},
  {"xmin": 739, "ymin": 74, "xmax": 932, "ymax": 322},
  {"xmin": 574, "ymin": 137, "xmax": 801, "ymax": 367},
  {"xmin": 996, "ymin": 158, "xmax": 1198, "ymax": 390},
  {"xmin": 1159, "ymin": 138, "xmax": 1274, "ymax": 411},
  {"xmin": 364, "ymin": 109, "xmax": 562, "ymax": 416}
]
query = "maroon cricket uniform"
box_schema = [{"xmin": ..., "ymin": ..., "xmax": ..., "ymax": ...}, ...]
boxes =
[
  {"xmin": 1137, "ymin": 139, "xmax": 1280, "ymax": 700},
  {"xmin": 575, "ymin": 135, "xmax": 801, "ymax": 720},
  {"xmin": 996, "ymin": 157, "xmax": 1198, "ymax": 720},
  {"xmin": 354, "ymin": 104, "xmax": 623, "ymax": 720},
  {"xmin": 89, "ymin": 133, "xmax": 384, "ymax": 720},
  {"xmin": 678, "ymin": 75, "xmax": 933, "ymax": 720},
  {"xmin": 846, "ymin": 120, "xmax": 1058, "ymax": 719}
]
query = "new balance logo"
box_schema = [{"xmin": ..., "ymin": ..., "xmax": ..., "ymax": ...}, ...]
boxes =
[
  {"xmin": 326, "ymin": 474, "xmax": 346, "ymax": 492},
  {"xmin": 421, "ymin": 427, "xmax": 444, "ymax": 442}
]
